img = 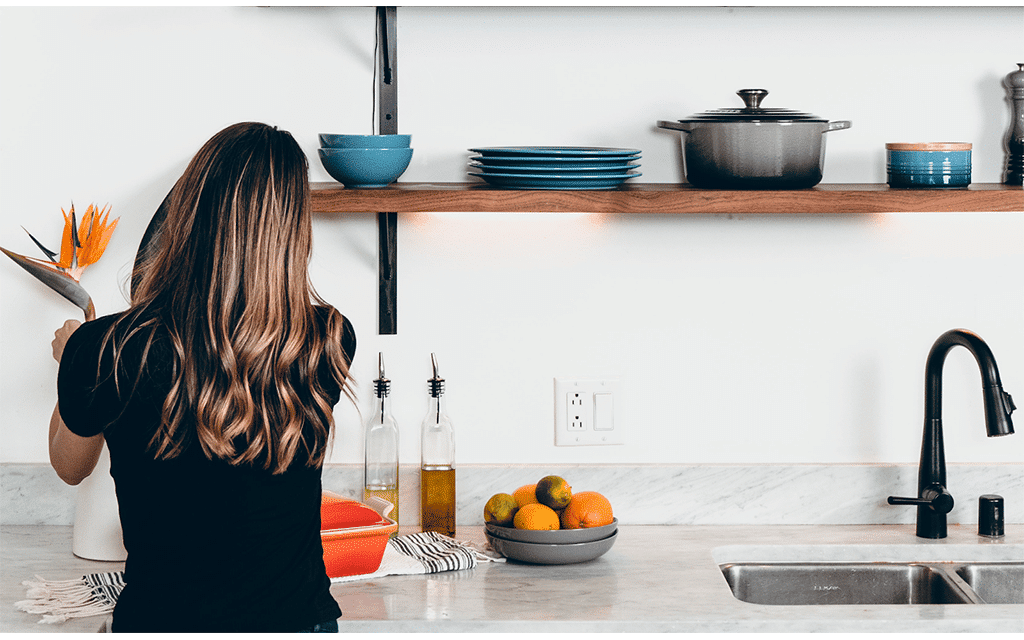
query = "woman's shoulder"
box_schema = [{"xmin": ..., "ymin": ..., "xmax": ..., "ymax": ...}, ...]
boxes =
[
  {"xmin": 83, "ymin": 310, "xmax": 126, "ymax": 329},
  {"xmin": 78, "ymin": 308, "xmax": 164, "ymax": 338},
  {"xmin": 312, "ymin": 304, "xmax": 335, "ymax": 321},
  {"xmin": 60, "ymin": 312, "xmax": 132, "ymax": 384},
  {"xmin": 67, "ymin": 311, "xmax": 127, "ymax": 346},
  {"xmin": 313, "ymin": 305, "xmax": 350, "ymax": 329},
  {"xmin": 67, "ymin": 309, "xmax": 172, "ymax": 364},
  {"xmin": 313, "ymin": 305, "xmax": 356, "ymax": 363}
]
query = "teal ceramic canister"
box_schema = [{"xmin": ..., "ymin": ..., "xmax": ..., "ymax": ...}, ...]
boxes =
[{"xmin": 886, "ymin": 142, "xmax": 972, "ymax": 188}]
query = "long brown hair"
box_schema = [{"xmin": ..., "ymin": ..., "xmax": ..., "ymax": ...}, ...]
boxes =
[{"xmin": 113, "ymin": 122, "xmax": 353, "ymax": 473}]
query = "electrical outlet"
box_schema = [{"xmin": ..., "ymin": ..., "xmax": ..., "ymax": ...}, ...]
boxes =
[
  {"xmin": 554, "ymin": 377, "xmax": 624, "ymax": 446},
  {"xmin": 567, "ymin": 391, "xmax": 588, "ymax": 431}
]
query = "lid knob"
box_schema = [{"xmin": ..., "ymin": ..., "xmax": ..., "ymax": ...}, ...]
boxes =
[
  {"xmin": 737, "ymin": 89, "xmax": 768, "ymax": 109},
  {"xmin": 1005, "ymin": 63, "xmax": 1024, "ymax": 94}
]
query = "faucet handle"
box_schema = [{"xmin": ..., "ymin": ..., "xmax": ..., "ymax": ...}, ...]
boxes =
[{"xmin": 888, "ymin": 484, "xmax": 954, "ymax": 515}]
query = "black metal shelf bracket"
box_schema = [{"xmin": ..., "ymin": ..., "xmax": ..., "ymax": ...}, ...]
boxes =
[{"xmin": 376, "ymin": 6, "xmax": 398, "ymax": 334}]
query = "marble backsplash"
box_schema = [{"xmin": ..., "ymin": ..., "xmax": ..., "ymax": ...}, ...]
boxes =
[{"xmin": 3, "ymin": 462, "xmax": 1021, "ymax": 528}]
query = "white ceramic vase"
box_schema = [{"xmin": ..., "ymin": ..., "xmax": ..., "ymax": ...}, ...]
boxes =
[{"xmin": 72, "ymin": 442, "xmax": 127, "ymax": 561}]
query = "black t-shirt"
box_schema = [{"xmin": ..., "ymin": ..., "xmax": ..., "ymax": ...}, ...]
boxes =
[{"xmin": 57, "ymin": 307, "xmax": 354, "ymax": 633}]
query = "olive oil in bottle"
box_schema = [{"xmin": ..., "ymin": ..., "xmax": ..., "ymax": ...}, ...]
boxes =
[
  {"xmin": 364, "ymin": 353, "xmax": 399, "ymax": 529},
  {"xmin": 420, "ymin": 466, "xmax": 455, "ymax": 537},
  {"xmin": 420, "ymin": 353, "xmax": 455, "ymax": 537}
]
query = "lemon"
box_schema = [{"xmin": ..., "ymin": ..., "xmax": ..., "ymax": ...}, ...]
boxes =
[
  {"xmin": 483, "ymin": 493, "xmax": 518, "ymax": 527},
  {"xmin": 536, "ymin": 475, "xmax": 572, "ymax": 510}
]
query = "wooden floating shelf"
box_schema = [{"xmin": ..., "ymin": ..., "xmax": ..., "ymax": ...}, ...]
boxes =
[{"xmin": 311, "ymin": 182, "xmax": 1022, "ymax": 214}]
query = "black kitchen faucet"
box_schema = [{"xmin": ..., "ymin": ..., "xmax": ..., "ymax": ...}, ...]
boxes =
[{"xmin": 888, "ymin": 329, "xmax": 1016, "ymax": 539}]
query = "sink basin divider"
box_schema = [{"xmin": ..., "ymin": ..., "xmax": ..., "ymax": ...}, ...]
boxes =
[{"xmin": 935, "ymin": 564, "xmax": 988, "ymax": 604}]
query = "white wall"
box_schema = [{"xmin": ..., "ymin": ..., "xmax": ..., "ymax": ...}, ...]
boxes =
[{"xmin": 1, "ymin": 6, "xmax": 1022, "ymax": 468}]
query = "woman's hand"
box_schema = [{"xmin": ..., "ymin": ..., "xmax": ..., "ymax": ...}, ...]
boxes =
[{"xmin": 52, "ymin": 319, "xmax": 82, "ymax": 363}]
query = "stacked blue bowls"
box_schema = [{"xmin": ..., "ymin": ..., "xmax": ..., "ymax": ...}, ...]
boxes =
[
  {"xmin": 318, "ymin": 134, "xmax": 413, "ymax": 188},
  {"xmin": 886, "ymin": 142, "xmax": 971, "ymax": 188}
]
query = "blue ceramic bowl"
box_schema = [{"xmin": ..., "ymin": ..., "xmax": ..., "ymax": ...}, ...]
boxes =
[
  {"xmin": 318, "ymin": 147, "xmax": 413, "ymax": 188},
  {"xmin": 318, "ymin": 134, "xmax": 411, "ymax": 149},
  {"xmin": 886, "ymin": 143, "xmax": 971, "ymax": 189}
]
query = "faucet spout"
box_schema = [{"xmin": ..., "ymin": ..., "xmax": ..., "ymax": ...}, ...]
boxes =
[
  {"xmin": 925, "ymin": 329, "xmax": 1016, "ymax": 437},
  {"xmin": 888, "ymin": 329, "xmax": 1016, "ymax": 539}
]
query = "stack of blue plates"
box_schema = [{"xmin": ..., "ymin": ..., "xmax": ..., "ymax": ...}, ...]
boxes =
[{"xmin": 468, "ymin": 147, "xmax": 641, "ymax": 190}]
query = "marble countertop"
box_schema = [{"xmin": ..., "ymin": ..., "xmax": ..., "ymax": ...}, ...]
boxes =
[{"xmin": 3, "ymin": 524, "xmax": 1022, "ymax": 633}]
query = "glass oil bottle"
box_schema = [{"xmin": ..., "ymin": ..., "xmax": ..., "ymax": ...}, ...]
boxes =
[
  {"xmin": 420, "ymin": 353, "xmax": 455, "ymax": 537},
  {"xmin": 364, "ymin": 353, "xmax": 399, "ymax": 529}
]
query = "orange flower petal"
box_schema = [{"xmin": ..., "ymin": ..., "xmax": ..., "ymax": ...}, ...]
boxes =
[
  {"xmin": 77, "ymin": 204, "xmax": 119, "ymax": 268},
  {"xmin": 59, "ymin": 206, "xmax": 75, "ymax": 269},
  {"xmin": 78, "ymin": 204, "xmax": 94, "ymax": 243}
]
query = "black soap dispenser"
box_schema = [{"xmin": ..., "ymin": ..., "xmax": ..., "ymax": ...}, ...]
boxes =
[{"xmin": 979, "ymin": 494, "xmax": 1005, "ymax": 538}]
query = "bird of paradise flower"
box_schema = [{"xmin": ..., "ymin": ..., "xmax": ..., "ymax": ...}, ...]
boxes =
[{"xmin": 1, "ymin": 203, "xmax": 119, "ymax": 322}]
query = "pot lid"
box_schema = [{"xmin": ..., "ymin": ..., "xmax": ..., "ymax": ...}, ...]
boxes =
[{"xmin": 680, "ymin": 89, "xmax": 827, "ymax": 123}]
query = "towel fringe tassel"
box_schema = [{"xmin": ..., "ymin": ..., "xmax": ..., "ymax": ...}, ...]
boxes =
[
  {"xmin": 15, "ymin": 575, "xmax": 116, "ymax": 624},
  {"xmin": 453, "ymin": 537, "xmax": 505, "ymax": 563}
]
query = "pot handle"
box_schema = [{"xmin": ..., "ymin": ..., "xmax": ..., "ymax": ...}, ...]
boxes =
[
  {"xmin": 657, "ymin": 120, "xmax": 694, "ymax": 133},
  {"xmin": 825, "ymin": 120, "xmax": 853, "ymax": 133}
]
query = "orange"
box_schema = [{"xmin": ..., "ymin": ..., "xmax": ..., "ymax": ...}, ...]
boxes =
[
  {"xmin": 513, "ymin": 503, "xmax": 560, "ymax": 530},
  {"xmin": 559, "ymin": 491, "xmax": 614, "ymax": 529},
  {"xmin": 483, "ymin": 493, "xmax": 519, "ymax": 527},
  {"xmin": 536, "ymin": 475, "xmax": 572, "ymax": 510},
  {"xmin": 512, "ymin": 484, "xmax": 539, "ymax": 509}
]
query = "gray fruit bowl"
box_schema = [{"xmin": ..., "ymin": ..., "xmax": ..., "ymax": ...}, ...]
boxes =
[{"xmin": 485, "ymin": 530, "xmax": 617, "ymax": 565}]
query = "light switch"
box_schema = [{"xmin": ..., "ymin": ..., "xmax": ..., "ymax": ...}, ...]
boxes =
[{"xmin": 593, "ymin": 393, "xmax": 614, "ymax": 431}]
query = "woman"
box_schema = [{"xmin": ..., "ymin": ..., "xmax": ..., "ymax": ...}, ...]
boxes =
[{"xmin": 49, "ymin": 122, "xmax": 356, "ymax": 632}]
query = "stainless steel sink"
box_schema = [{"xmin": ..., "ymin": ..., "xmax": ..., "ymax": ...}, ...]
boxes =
[
  {"xmin": 720, "ymin": 562, "xmax": 985, "ymax": 605},
  {"xmin": 954, "ymin": 563, "xmax": 1024, "ymax": 604}
]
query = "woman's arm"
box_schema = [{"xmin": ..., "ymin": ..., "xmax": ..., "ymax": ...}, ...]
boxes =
[
  {"xmin": 49, "ymin": 404, "xmax": 103, "ymax": 485},
  {"xmin": 49, "ymin": 319, "xmax": 104, "ymax": 485}
]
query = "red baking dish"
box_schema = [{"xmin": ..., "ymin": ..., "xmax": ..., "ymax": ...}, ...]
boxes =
[{"xmin": 320, "ymin": 491, "xmax": 398, "ymax": 579}]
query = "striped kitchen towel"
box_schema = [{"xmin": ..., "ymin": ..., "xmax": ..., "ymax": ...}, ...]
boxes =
[{"xmin": 330, "ymin": 531, "xmax": 504, "ymax": 584}]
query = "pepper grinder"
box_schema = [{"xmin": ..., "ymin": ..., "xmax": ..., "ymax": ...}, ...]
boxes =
[{"xmin": 1004, "ymin": 63, "xmax": 1024, "ymax": 185}]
